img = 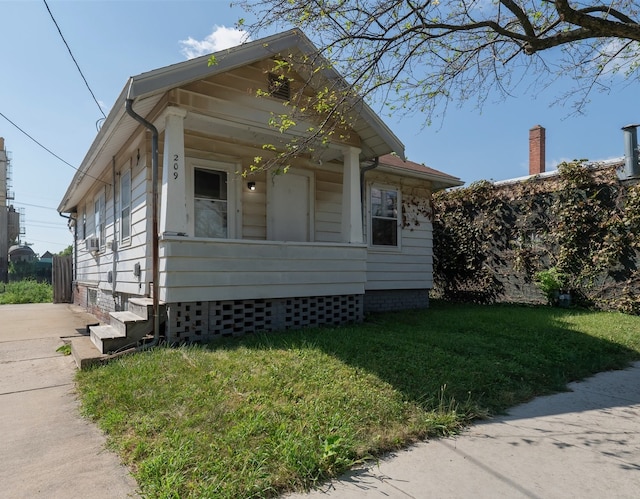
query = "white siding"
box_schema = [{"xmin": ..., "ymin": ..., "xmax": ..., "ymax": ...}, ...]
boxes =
[
  {"xmin": 74, "ymin": 137, "xmax": 152, "ymax": 298},
  {"xmin": 365, "ymin": 177, "xmax": 434, "ymax": 290},
  {"xmin": 71, "ymin": 59, "xmax": 436, "ymax": 306},
  {"xmin": 112, "ymin": 148, "xmax": 152, "ymax": 295},
  {"xmin": 315, "ymin": 170, "xmax": 342, "ymax": 243},
  {"xmin": 159, "ymin": 238, "xmax": 366, "ymax": 302}
]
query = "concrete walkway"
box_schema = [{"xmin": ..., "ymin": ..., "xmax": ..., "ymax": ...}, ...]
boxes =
[
  {"xmin": 0, "ymin": 303, "xmax": 139, "ymax": 498},
  {"xmin": 286, "ymin": 361, "xmax": 640, "ymax": 498}
]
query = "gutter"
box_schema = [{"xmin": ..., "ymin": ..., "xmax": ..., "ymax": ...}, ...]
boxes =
[
  {"xmin": 125, "ymin": 84, "xmax": 160, "ymax": 349},
  {"xmin": 58, "ymin": 211, "xmax": 77, "ymax": 284}
]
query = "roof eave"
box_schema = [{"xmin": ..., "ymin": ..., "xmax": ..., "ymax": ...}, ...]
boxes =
[
  {"xmin": 127, "ymin": 29, "xmax": 313, "ymax": 100},
  {"xmin": 57, "ymin": 85, "xmax": 130, "ymax": 213},
  {"xmin": 125, "ymin": 28, "xmax": 405, "ymax": 159},
  {"xmin": 377, "ymin": 164, "xmax": 464, "ymax": 189},
  {"xmin": 58, "ymin": 29, "xmax": 407, "ymax": 211}
]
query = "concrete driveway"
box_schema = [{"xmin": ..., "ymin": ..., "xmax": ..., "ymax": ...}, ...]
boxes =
[{"xmin": 0, "ymin": 303, "xmax": 139, "ymax": 498}]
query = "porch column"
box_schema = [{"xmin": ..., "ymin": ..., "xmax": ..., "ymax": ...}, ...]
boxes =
[
  {"xmin": 159, "ymin": 107, "xmax": 188, "ymax": 236},
  {"xmin": 341, "ymin": 146, "xmax": 363, "ymax": 243}
]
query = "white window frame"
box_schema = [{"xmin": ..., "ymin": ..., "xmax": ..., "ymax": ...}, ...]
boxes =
[
  {"xmin": 78, "ymin": 206, "xmax": 86, "ymax": 240},
  {"xmin": 368, "ymin": 183, "xmax": 401, "ymax": 250},
  {"xmin": 94, "ymin": 192, "xmax": 106, "ymax": 250},
  {"xmin": 120, "ymin": 169, "xmax": 131, "ymax": 244},
  {"xmin": 187, "ymin": 159, "xmax": 239, "ymax": 239}
]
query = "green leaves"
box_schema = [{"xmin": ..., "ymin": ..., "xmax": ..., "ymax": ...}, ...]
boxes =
[{"xmin": 433, "ymin": 161, "xmax": 640, "ymax": 312}]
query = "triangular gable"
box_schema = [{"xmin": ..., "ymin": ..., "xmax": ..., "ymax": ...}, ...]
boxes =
[{"xmin": 59, "ymin": 29, "xmax": 405, "ymax": 212}]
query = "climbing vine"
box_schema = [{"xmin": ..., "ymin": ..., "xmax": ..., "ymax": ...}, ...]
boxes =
[{"xmin": 432, "ymin": 161, "xmax": 640, "ymax": 313}]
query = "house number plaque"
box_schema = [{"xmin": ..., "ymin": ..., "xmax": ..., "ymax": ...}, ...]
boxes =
[{"xmin": 173, "ymin": 154, "xmax": 180, "ymax": 179}]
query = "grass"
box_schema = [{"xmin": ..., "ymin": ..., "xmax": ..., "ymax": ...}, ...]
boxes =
[
  {"xmin": 56, "ymin": 343, "xmax": 72, "ymax": 356},
  {"xmin": 76, "ymin": 303, "xmax": 640, "ymax": 498},
  {"xmin": 0, "ymin": 279, "xmax": 53, "ymax": 304}
]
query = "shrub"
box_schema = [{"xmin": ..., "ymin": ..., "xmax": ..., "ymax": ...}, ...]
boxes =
[
  {"xmin": 0, "ymin": 279, "xmax": 53, "ymax": 304},
  {"xmin": 534, "ymin": 268, "xmax": 566, "ymax": 305}
]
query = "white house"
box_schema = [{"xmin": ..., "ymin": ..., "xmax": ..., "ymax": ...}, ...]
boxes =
[{"xmin": 57, "ymin": 29, "xmax": 462, "ymax": 353}]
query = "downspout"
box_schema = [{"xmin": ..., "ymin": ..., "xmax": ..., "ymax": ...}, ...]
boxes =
[
  {"xmin": 125, "ymin": 91, "xmax": 160, "ymax": 349},
  {"xmin": 360, "ymin": 157, "xmax": 379, "ymax": 235},
  {"xmin": 112, "ymin": 156, "xmax": 117, "ymax": 296}
]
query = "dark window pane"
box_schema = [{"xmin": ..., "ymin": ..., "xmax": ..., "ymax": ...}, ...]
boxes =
[
  {"xmin": 195, "ymin": 169, "xmax": 227, "ymax": 200},
  {"xmin": 372, "ymin": 218, "xmax": 397, "ymax": 246}
]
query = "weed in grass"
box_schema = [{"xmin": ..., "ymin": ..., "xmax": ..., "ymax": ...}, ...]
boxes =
[{"xmin": 56, "ymin": 344, "xmax": 71, "ymax": 356}]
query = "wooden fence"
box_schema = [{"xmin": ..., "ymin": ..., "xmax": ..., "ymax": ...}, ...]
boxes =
[{"xmin": 53, "ymin": 255, "xmax": 73, "ymax": 303}]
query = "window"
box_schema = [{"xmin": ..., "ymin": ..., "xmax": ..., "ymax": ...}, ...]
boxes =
[
  {"xmin": 194, "ymin": 168, "xmax": 228, "ymax": 238},
  {"xmin": 120, "ymin": 170, "xmax": 131, "ymax": 241},
  {"xmin": 79, "ymin": 207, "xmax": 86, "ymax": 240},
  {"xmin": 370, "ymin": 186, "xmax": 399, "ymax": 247},
  {"xmin": 94, "ymin": 193, "xmax": 105, "ymax": 248}
]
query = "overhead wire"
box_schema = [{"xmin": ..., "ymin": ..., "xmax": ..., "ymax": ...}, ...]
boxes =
[
  {"xmin": 42, "ymin": 0, "xmax": 106, "ymax": 120},
  {"xmin": 12, "ymin": 201, "xmax": 58, "ymax": 210},
  {"xmin": 0, "ymin": 110, "xmax": 110, "ymax": 185}
]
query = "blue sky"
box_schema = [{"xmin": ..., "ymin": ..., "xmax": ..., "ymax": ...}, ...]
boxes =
[{"xmin": 1, "ymin": 0, "xmax": 637, "ymax": 257}]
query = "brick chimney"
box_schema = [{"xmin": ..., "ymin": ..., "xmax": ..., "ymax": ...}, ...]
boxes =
[{"xmin": 529, "ymin": 125, "xmax": 545, "ymax": 175}]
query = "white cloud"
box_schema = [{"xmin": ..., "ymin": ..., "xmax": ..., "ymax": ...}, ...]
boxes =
[
  {"xmin": 179, "ymin": 25, "xmax": 250, "ymax": 60},
  {"xmin": 592, "ymin": 39, "xmax": 640, "ymax": 78}
]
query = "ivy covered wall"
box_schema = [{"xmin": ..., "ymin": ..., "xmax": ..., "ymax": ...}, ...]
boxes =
[{"xmin": 431, "ymin": 161, "xmax": 640, "ymax": 314}]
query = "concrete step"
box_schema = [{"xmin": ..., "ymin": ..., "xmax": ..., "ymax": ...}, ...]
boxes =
[
  {"xmin": 90, "ymin": 324, "xmax": 135, "ymax": 354},
  {"xmin": 71, "ymin": 336, "xmax": 107, "ymax": 370},
  {"xmin": 128, "ymin": 297, "xmax": 167, "ymax": 323},
  {"xmin": 128, "ymin": 297, "xmax": 153, "ymax": 320},
  {"xmin": 109, "ymin": 311, "xmax": 148, "ymax": 336}
]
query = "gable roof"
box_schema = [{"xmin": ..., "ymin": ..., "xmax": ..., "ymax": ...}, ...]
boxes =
[
  {"xmin": 378, "ymin": 154, "xmax": 463, "ymax": 190},
  {"xmin": 58, "ymin": 29, "xmax": 407, "ymax": 212}
]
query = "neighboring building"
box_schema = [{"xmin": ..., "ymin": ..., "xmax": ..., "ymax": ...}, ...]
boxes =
[
  {"xmin": 1, "ymin": 137, "xmax": 25, "ymax": 283},
  {"xmin": 1, "ymin": 137, "xmax": 8, "ymax": 282},
  {"xmin": 1, "ymin": 137, "xmax": 21, "ymax": 283},
  {"xmin": 57, "ymin": 30, "xmax": 462, "ymax": 353},
  {"xmin": 433, "ymin": 125, "xmax": 639, "ymax": 310},
  {"xmin": 8, "ymin": 244, "xmax": 36, "ymax": 263},
  {"xmin": 40, "ymin": 251, "xmax": 54, "ymax": 264}
]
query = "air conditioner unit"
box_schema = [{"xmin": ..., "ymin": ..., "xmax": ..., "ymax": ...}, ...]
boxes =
[{"xmin": 85, "ymin": 238, "xmax": 100, "ymax": 252}]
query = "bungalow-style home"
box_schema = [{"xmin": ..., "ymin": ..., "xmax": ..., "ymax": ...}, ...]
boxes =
[{"xmin": 58, "ymin": 29, "xmax": 462, "ymax": 354}]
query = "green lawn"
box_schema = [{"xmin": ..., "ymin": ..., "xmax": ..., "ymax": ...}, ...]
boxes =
[{"xmin": 76, "ymin": 303, "xmax": 640, "ymax": 498}]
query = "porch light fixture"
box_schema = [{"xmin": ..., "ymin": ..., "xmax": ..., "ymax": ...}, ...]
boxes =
[{"xmin": 247, "ymin": 181, "xmax": 256, "ymax": 191}]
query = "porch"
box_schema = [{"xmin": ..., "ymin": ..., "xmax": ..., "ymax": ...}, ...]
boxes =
[{"xmin": 158, "ymin": 237, "xmax": 367, "ymax": 303}]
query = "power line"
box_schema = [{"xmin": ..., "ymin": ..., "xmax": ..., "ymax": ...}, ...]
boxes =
[
  {"xmin": 12, "ymin": 201, "xmax": 57, "ymax": 210},
  {"xmin": 43, "ymin": 0, "xmax": 106, "ymax": 120},
  {"xmin": 21, "ymin": 238, "xmax": 70, "ymax": 248},
  {"xmin": 23, "ymin": 218, "xmax": 67, "ymax": 225},
  {"xmin": 0, "ymin": 111, "xmax": 78, "ymax": 171},
  {"xmin": 0, "ymin": 110, "xmax": 109, "ymax": 186}
]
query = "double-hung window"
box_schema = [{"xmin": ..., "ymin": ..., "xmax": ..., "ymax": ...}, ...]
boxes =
[
  {"xmin": 94, "ymin": 193, "xmax": 105, "ymax": 248},
  {"xmin": 194, "ymin": 168, "xmax": 228, "ymax": 238},
  {"xmin": 78, "ymin": 207, "xmax": 86, "ymax": 240},
  {"xmin": 370, "ymin": 186, "xmax": 399, "ymax": 247},
  {"xmin": 120, "ymin": 170, "xmax": 131, "ymax": 242}
]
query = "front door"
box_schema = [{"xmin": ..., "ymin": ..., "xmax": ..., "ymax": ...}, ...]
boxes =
[{"xmin": 268, "ymin": 173, "xmax": 311, "ymax": 241}]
